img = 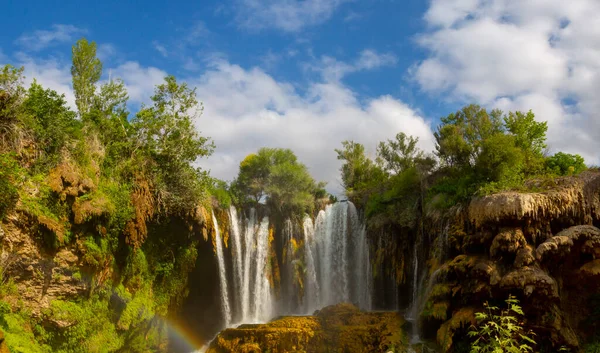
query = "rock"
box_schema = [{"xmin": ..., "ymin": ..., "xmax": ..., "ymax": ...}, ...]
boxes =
[
  {"xmin": 0, "ymin": 216, "xmax": 86, "ymax": 317},
  {"xmin": 490, "ymin": 228, "xmax": 527, "ymax": 259},
  {"xmin": 437, "ymin": 308, "xmax": 476, "ymax": 353},
  {"xmin": 577, "ymin": 259, "xmax": 600, "ymax": 277},
  {"xmin": 500, "ymin": 266, "xmax": 558, "ymax": 299},
  {"xmin": 468, "ymin": 171, "xmax": 600, "ymax": 227},
  {"xmin": 206, "ymin": 303, "xmax": 405, "ymax": 353},
  {"xmin": 514, "ymin": 245, "xmax": 536, "ymax": 268},
  {"xmin": 536, "ymin": 225, "xmax": 600, "ymax": 263}
]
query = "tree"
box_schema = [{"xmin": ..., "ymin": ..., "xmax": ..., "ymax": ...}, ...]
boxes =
[
  {"xmin": 91, "ymin": 78, "xmax": 131, "ymax": 168},
  {"xmin": 22, "ymin": 81, "xmax": 79, "ymax": 169},
  {"xmin": 0, "ymin": 65, "xmax": 26, "ymax": 151},
  {"xmin": 131, "ymin": 75, "xmax": 214, "ymax": 212},
  {"xmin": 233, "ymin": 147, "xmax": 323, "ymax": 214},
  {"xmin": 335, "ymin": 140, "xmax": 377, "ymax": 192},
  {"xmin": 435, "ymin": 104, "xmax": 503, "ymax": 169},
  {"xmin": 504, "ymin": 110, "xmax": 547, "ymax": 174},
  {"xmin": 71, "ymin": 38, "xmax": 102, "ymax": 116},
  {"xmin": 377, "ymin": 132, "xmax": 421, "ymax": 174},
  {"xmin": 545, "ymin": 152, "xmax": 586, "ymax": 176}
]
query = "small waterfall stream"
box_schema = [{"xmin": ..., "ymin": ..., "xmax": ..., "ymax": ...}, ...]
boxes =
[
  {"xmin": 303, "ymin": 216, "xmax": 320, "ymax": 313},
  {"xmin": 212, "ymin": 211, "xmax": 232, "ymax": 328}
]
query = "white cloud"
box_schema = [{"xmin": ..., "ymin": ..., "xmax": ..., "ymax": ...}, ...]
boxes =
[
  {"xmin": 414, "ymin": 0, "xmax": 600, "ymax": 164},
  {"xmin": 14, "ymin": 53, "xmax": 75, "ymax": 109},
  {"xmin": 311, "ymin": 49, "xmax": 398, "ymax": 82},
  {"xmin": 111, "ymin": 61, "xmax": 168, "ymax": 104},
  {"xmin": 16, "ymin": 24, "xmax": 86, "ymax": 52},
  {"xmin": 97, "ymin": 43, "xmax": 117, "ymax": 62},
  {"xmin": 153, "ymin": 41, "xmax": 168, "ymax": 57},
  {"xmin": 189, "ymin": 59, "xmax": 434, "ymax": 193},
  {"xmin": 233, "ymin": 0, "xmax": 348, "ymax": 32}
]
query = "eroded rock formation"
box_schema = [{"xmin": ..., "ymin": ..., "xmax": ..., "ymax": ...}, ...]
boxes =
[
  {"xmin": 419, "ymin": 171, "xmax": 600, "ymax": 351},
  {"xmin": 207, "ymin": 303, "xmax": 406, "ymax": 353}
]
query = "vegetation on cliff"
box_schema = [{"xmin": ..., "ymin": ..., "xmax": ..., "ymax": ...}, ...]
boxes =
[{"xmin": 0, "ymin": 38, "xmax": 215, "ymax": 352}]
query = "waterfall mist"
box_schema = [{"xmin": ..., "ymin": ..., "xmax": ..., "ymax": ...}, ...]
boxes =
[{"xmin": 212, "ymin": 201, "xmax": 372, "ymax": 329}]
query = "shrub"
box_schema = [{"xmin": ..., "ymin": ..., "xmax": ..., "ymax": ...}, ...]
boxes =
[{"xmin": 468, "ymin": 295, "xmax": 536, "ymax": 353}]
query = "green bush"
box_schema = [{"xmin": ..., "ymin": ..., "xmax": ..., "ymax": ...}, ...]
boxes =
[
  {"xmin": 546, "ymin": 152, "xmax": 587, "ymax": 176},
  {"xmin": 468, "ymin": 295, "xmax": 536, "ymax": 353}
]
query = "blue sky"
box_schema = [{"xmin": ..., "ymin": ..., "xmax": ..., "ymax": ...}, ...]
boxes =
[{"xmin": 3, "ymin": 0, "xmax": 600, "ymax": 193}]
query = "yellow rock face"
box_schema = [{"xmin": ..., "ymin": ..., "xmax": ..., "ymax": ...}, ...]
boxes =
[{"xmin": 207, "ymin": 303, "xmax": 406, "ymax": 353}]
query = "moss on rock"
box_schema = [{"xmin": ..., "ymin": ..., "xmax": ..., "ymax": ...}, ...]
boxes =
[{"xmin": 207, "ymin": 303, "xmax": 406, "ymax": 353}]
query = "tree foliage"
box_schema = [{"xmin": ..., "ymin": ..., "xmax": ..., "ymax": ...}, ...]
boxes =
[
  {"xmin": 468, "ymin": 295, "xmax": 536, "ymax": 353},
  {"xmin": 22, "ymin": 81, "xmax": 79, "ymax": 169},
  {"xmin": 546, "ymin": 152, "xmax": 586, "ymax": 176},
  {"xmin": 0, "ymin": 36, "xmax": 215, "ymax": 352},
  {"xmin": 71, "ymin": 38, "xmax": 102, "ymax": 116},
  {"xmin": 233, "ymin": 147, "xmax": 324, "ymax": 214}
]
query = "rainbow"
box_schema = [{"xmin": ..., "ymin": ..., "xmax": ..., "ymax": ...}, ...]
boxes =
[{"xmin": 163, "ymin": 317, "xmax": 212, "ymax": 353}]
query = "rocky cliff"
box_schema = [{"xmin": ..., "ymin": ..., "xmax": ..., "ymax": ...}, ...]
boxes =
[{"xmin": 418, "ymin": 171, "xmax": 600, "ymax": 352}]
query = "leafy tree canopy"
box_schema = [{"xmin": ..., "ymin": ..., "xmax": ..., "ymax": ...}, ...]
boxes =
[{"xmin": 233, "ymin": 147, "xmax": 325, "ymax": 215}]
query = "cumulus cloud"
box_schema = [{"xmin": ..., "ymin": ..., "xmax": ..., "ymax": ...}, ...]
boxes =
[
  {"xmin": 413, "ymin": 0, "xmax": 600, "ymax": 164},
  {"xmin": 111, "ymin": 61, "xmax": 168, "ymax": 104},
  {"xmin": 16, "ymin": 24, "xmax": 86, "ymax": 52},
  {"xmin": 310, "ymin": 49, "xmax": 398, "ymax": 82},
  {"xmin": 13, "ymin": 53, "xmax": 76, "ymax": 108},
  {"xmin": 233, "ymin": 0, "xmax": 348, "ymax": 32},
  {"xmin": 188, "ymin": 59, "xmax": 434, "ymax": 193}
]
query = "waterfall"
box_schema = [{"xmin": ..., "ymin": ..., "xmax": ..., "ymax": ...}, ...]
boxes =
[
  {"xmin": 303, "ymin": 216, "xmax": 319, "ymax": 313},
  {"xmin": 282, "ymin": 219, "xmax": 295, "ymax": 314},
  {"xmin": 212, "ymin": 211, "xmax": 232, "ymax": 328},
  {"xmin": 228, "ymin": 206, "xmax": 243, "ymax": 322},
  {"xmin": 312, "ymin": 201, "xmax": 371, "ymax": 310},
  {"xmin": 240, "ymin": 208, "xmax": 256, "ymax": 322},
  {"xmin": 227, "ymin": 208, "xmax": 273, "ymax": 324},
  {"xmin": 212, "ymin": 201, "xmax": 372, "ymax": 331},
  {"xmin": 251, "ymin": 216, "xmax": 272, "ymax": 322},
  {"xmin": 408, "ymin": 240, "xmax": 419, "ymax": 320}
]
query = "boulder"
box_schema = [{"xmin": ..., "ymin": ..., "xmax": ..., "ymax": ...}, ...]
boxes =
[
  {"xmin": 490, "ymin": 228, "xmax": 527, "ymax": 259},
  {"xmin": 206, "ymin": 303, "xmax": 405, "ymax": 353},
  {"xmin": 500, "ymin": 266, "xmax": 558, "ymax": 299}
]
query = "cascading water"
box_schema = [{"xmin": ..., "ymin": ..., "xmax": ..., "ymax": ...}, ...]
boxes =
[
  {"xmin": 313, "ymin": 201, "xmax": 372, "ymax": 310},
  {"xmin": 228, "ymin": 206, "xmax": 243, "ymax": 322},
  {"xmin": 212, "ymin": 201, "xmax": 372, "ymax": 333},
  {"xmin": 303, "ymin": 216, "xmax": 319, "ymax": 313},
  {"xmin": 228, "ymin": 208, "xmax": 273, "ymax": 324},
  {"xmin": 212, "ymin": 211, "xmax": 231, "ymax": 328}
]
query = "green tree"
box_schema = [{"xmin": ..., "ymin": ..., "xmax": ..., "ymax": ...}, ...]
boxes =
[
  {"xmin": 504, "ymin": 110, "xmax": 547, "ymax": 174},
  {"xmin": 71, "ymin": 38, "xmax": 102, "ymax": 116},
  {"xmin": 233, "ymin": 148, "xmax": 323, "ymax": 214},
  {"xmin": 469, "ymin": 295, "xmax": 536, "ymax": 353},
  {"xmin": 335, "ymin": 140, "xmax": 377, "ymax": 192},
  {"xmin": 91, "ymin": 78, "xmax": 131, "ymax": 169},
  {"xmin": 131, "ymin": 75, "xmax": 214, "ymax": 212},
  {"xmin": 0, "ymin": 65, "xmax": 26, "ymax": 152},
  {"xmin": 546, "ymin": 152, "xmax": 586, "ymax": 176},
  {"xmin": 377, "ymin": 132, "xmax": 421, "ymax": 174},
  {"xmin": 22, "ymin": 81, "xmax": 79, "ymax": 169},
  {"xmin": 435, "ymin": 105, "xmax": 503, "ymax": 169}
]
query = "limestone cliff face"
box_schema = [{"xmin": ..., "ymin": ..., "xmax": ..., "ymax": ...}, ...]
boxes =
[
  {"xmin": 207, "ymin": 303, "xmax": 406, "ymax": 353},
  {"xmin": 0, "ymin": 213, "xmax": 86, "ymax": 318},
  {"xmin": 419, "ymin": 171, "xmax": 600, "ymax": 352}
]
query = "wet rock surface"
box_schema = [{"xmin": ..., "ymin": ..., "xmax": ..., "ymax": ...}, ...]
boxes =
[{"xmin": 207, "ymin": 303, "xmax": 406, "ymax": 353}]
